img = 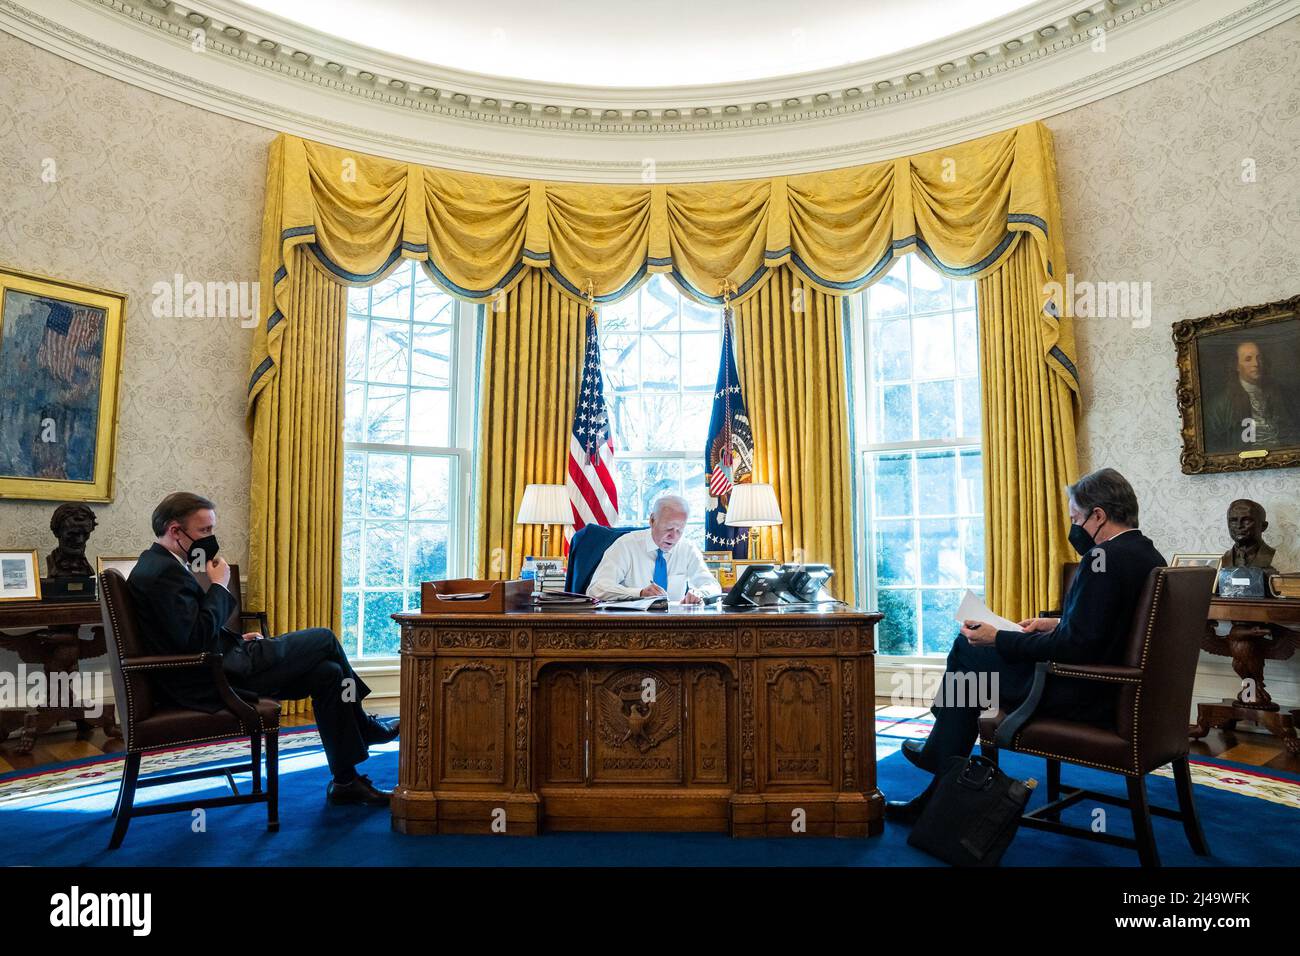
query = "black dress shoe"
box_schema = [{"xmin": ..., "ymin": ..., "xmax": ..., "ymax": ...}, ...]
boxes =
[
  {"xmin": 884, "ymin": 794, "xmax": 930, "ymax": 825},
  {"xmin": 362, "ymin": 715, "xmax": 400, "ymax": 745},
  {"xmin": 902, "ymin": 739, "xmax": 940, "ymax": 773},
  {"xmin": 326, "ymin": 774, "xmax": 392, "ymax": 807}
]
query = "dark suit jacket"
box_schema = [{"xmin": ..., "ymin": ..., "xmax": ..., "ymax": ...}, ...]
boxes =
[
  {"xmin": 127, "ymin": 543, "xmax": 251, "ymax": 713},
  {"xmin": 995, "ymin": 530, "xmax": 1166, "ymax": 724}
]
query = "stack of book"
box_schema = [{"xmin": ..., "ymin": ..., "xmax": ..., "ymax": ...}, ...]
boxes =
[{"xmin": 537, "ymin": 568, "xmax": 568, "ymax": 594}]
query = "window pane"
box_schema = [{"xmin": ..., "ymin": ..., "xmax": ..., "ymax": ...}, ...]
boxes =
[
  {"xmin": 880, "ymin": 384, "xmax": 913, "ymax": 442},
  {"xmin": 920, "ymin": 589, "xmax": 962, "ymax": 655},
  {"xmin": 872, "ymin": 318, "xmax": 910, "ymax": 382},
  {"xmin": 873, "ymin": 520, "xmax": 916, "ymax": 586},
  {"xmin": 955, "ymin": 308, "xmax": 978, "ymax": 375},
  {"xmin": 345, "ymin": 315, "xmax": 368, "ymax": 380},
  {"xmin": 344, "ymin": 382, "xmax": 364, "ymax": 442},
  {"xmin": 413, "ymin": 278, "xmax": 452, "ymax": 324},
  {"xmin": 342, "ymin": 519, "xmax": 361, "ymax": 588},
  {"xmin": 919, "ymin": 517, "xmax": 962, "ymax": 585},
  {"xmin": 958, "ymin": 449, "xmax": 983, "ymax": 514},
  {"xmin": 682, "ymin": 332, "xmax": 720, "ymax": 389},
  {"xmin": 917, "ymin": 380, "xmax": 956, "ymax": 440},
  {"xmin": 363, "ymin": 522, "xmax": 405, "ymax": 587},
  {"xmin": 909, "ymin": 257, "xmax": 951, "ymax": 313},
  {"xmin": 876, "ymin": 589, "xmax": 917, "ymax": 655},
  {"xmin": 361, "ymin": 591, "xmax": 403, "ymax": 657},
  {"xmin": 872, "ymin": 452, "xmax": 912, "ymax": 517},
  {"xmin": 340, "ymin": 592, "xmax": 360, "ymax": 656},
  {"xmin": 960, "ymin": 377, "xmax": 980, "ymax": 439},
  {"xmin": 868, "ymin": 262, "xmax": 908, "ymax": 319},
  {"xmin": 364, "ymin": 385, "xmax": 406, "ymax": 444},
  {"xmin": 365, "ymin": 453, "xmax": 408, "ymax": 518},
  {"xmin": 408, "ymin": 388, "xmax": 450, "ymax": 447},
  {"xmin": 916, "ymin": 450, "xmax": 957, "ymax": 515},
  {"xmin": 367, "ymin": 320, "xmax": 409, "ymax": 384},
  {"xmin": 408, "ymin": 522, "xmax": 449, "ymax": 583},
  {"xmin": 410, "ymin": 456, "xmax": 451, "ymax": 520},
  {"xmin": 912, "ymin": 313, "xmax": 955, "ymax": 379},
  {"xmin": 370, "ymin": 267, "xmax": 411, "ymax": 319},
  {"xmin": 411, "ymin": 326, "xmax": 451, "ymax": 387}
]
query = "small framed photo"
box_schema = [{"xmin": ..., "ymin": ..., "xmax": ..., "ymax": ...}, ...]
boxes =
[
  {"xmin": 702, "ymin": 550, "xmax": 736, "ymax": 585},
  {"xmin": 522, "ymin": 555, "xmax": 566, "ymax": 578},
  {"xmin": 96, "ymin": 555, "xmax": 139, "ymax": 579},
  {"xmin": 1170, "ymin": 553, "xmax": 1223, "ymax": 594},
  {"xmin": 0, "ymin": 550, "xmax": 42, "ymax": 602}
]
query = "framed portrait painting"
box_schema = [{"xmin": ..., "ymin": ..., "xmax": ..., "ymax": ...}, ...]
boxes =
[
  {"xmin": 0, "ymin": 266, "xmax": 126, "ymax": 501},
  {"xmin": 1173, "ymin": 295, "xmax": 1300, "ymax": 474}
]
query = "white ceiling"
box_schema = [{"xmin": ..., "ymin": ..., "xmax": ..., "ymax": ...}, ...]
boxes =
[{"xmin": 238, "ymin": 0, "xmax": 1043, "ymax": 87}]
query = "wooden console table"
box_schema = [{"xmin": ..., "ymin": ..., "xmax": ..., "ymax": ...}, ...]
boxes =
[
  {"xmin": 1189, "ymin": 596, "xmax": 1300, "ymax": 755},
  {"xmin": 0, "ymin": 599, "xmax": 121, "ymax": 753},
  {"xmin": 391, "ymin": 606, "xmax": 883, "ymax": 838}
]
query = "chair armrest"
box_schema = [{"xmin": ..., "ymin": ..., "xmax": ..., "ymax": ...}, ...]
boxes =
[
  {"xmin": 994, "ymin": 661, "xmax": 1051, "ymax": 749},
  {"xmin": 122, "ymin": 653, "xmax": 264, "ymax": 732},
  {"xmin": 993, "ymin": 661, "xmax": 1145, "ymax": 749},
  {"xmin": 1046, "ymin": 662, "xmax": 1143, "ymax": 684},
  {"xmin": 121, "ymin": 653, "xmax": 222, "ymax": 671}
]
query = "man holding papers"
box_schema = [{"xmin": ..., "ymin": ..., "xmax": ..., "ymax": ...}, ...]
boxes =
[
  {"xmin": 586, "ymin": 494, "xmax": 722, "ymax": 603},
  {"xmin": 886, "ymin": 468, "xmax": 1166, "ymax": 822}
]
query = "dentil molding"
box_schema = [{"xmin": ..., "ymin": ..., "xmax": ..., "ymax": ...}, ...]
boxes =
[{"xmin": 0, "ymin": 0, "xmax": 1296, "ymax": 180}]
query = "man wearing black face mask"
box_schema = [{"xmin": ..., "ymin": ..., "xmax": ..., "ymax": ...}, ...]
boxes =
[
  {"xmin": 885, "ymin": 467, "xmax": 1165, "ymax": 822},
  {"xmin": 128, "ymin": 492, "xmax": 398, "ymax": 807}
]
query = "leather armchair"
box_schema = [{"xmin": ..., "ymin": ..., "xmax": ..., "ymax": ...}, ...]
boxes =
[
  {"xmin": 979, "ymin": 565, "xmax": 1216, "ymax": 867},
  {"xmin": 98, "ymin": 569, "xmax": 280, "ymax": 849}
]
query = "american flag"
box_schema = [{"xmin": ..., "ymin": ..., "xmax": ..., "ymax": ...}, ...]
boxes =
[
  {"xmin": 565, "ymin": 308, "xmax": 619, "ymax": 546},
  {"xmin": 709, "ymin": 449, "xmax": 734, "ymax": 497},
  {"xmin": 37, "ymin": 303, "xmax": 102, "ymax": 384}
]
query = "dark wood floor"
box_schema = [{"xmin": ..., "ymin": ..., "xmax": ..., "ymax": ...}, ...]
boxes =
[{"xmin": 3, "ymin": 699, "xmax": 1296, "ymax": 776}]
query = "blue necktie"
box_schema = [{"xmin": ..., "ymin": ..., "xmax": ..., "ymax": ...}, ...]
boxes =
[{"xmin": 653, "ymin": 549, "xmax": 668, "ymax": 590}]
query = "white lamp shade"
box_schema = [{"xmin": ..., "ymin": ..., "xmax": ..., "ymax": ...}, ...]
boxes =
[
  {"xmin": 516, "ymin": 484, "xmax": 573, "ymax": 525},
  {"xmin": 725, "ymin": 483, "xmax": 782, "ymax": 526}
]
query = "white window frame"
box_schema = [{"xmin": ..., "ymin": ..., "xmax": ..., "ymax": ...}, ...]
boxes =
[
  {"xmin": 846, "ymin": 259, "xmax": 984, "ymax": 661},
  {"xmin": 342, "ymin": 267, "xmax": 479, "ymax": 662}
]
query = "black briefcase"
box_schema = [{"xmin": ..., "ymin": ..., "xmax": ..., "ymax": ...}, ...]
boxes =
[{"xmin": 907, "ymin": 755, "xmax": 1036, "ymax": 866}]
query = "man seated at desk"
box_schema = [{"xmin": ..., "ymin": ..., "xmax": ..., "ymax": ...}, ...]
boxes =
[
  {"xmin": 885, "ymin": 467, "xmax": 1166, "ymax": 822},
  {"xmin": 586, "ymin": 494, "xmax": 722, "ymax": 604}
]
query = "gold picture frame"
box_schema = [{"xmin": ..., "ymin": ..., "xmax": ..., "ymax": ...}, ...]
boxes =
[
  {"xmin": 1173, "ymin": 294, "xmax": 1300, "ymax": 475},
  {"xmin": 0, "ymin": 265, "xmax": 127, "ymax": 501},
  {"xmin": 0, "ymin": 550, "xmax": 42, "ymax": 602}
]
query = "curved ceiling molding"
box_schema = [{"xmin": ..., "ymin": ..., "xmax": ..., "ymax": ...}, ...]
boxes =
[{"xmin": 1, "ymin": 0, "xmax": 1296, "ymax": 180}]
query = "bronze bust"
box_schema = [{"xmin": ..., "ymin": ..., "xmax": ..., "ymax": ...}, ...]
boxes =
[
  {"xmin": 1221, "ymin": 498, "xmax": 1276, "ymax": 572},
  {"xmin": 47, "ymin": 503, "xmax": 98, "ymax": 578}
]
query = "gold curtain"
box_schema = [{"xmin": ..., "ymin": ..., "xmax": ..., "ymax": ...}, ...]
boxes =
[
  {"xmin": 734, "ymin": 267, "xmax": 856, "ymax": 604},
  {"xmin": 247, "ymin": 124, "xmax": 1070, "ymax": 415},
  {"xmin": 247, "ymin": 120, "xmax": 1078, "ymax": 628},
  {"xmin": 977, "ymin": 238, "xmax": 1080, "ymax": 620},
  {"xmin": 246, "ymin": 249, "xmax": 347, "ymax": 715},
  {"xmin": 474, "ymin": 271, "xmax": 586, "ymax": 580}
]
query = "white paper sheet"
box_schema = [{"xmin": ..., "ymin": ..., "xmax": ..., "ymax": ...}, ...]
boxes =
[{"xmin": 954, "ymin": 590, "xmax": 1023, "ymax": 632}]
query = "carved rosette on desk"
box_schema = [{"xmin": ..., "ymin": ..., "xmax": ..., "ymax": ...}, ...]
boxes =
[{"xmin": 391, "ymin": 608, "xmax": 883, "ymax": 838}]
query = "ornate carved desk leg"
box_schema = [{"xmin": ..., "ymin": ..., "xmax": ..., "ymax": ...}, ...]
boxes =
[{"xmin": 391, "ymin": 624, "xmax": 438, "ymax": 835}]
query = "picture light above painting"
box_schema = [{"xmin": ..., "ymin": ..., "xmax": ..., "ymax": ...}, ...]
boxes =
[
  {"xmin": 1174, "ymin": 294, "xmax": 1300, "ymax": 475},
  {"xmin": 0, "ymin": 266, "xmax": 126, "ymax": 502}
]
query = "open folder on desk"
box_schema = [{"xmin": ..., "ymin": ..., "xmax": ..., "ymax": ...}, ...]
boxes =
[{"xmin": 954, "ymin": 590, "xmax": 1023, "ymax": 632}]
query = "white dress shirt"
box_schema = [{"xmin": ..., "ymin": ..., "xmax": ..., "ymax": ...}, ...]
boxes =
[{"xmin": 586, "ymin": 529, "xmax": 722, "ymax": 602}]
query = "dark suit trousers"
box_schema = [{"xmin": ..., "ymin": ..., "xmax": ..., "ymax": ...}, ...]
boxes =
[
  {"xmin": 226, "ymin": 628, "xmax": 374, "ymax": 779},
  {"xmin": 922, "ymin": 634, "xmax": 1037, "ymax": 768}
]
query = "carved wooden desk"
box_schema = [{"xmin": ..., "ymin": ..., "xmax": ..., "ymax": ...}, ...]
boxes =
[{"xmin": 391, "ymin": 606, "xmax": 883, "ymax": 838}]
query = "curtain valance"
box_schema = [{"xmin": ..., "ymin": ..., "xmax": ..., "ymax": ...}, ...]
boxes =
[{"xmin": 248, "ymin": 122, "xmax": 1074, "ymax": 407}]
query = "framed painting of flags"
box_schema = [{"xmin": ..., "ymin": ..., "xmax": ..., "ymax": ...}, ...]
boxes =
[{"xmin": 0, "ymin": 266, "xmax": 126, "ymax": 502}]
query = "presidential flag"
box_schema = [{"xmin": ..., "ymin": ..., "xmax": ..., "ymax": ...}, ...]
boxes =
[
  {"xmin": 565, "ymin": 307, "xmax": 619, "ymax": 548},
  {"xmin": 704, "ymin": 310, "xmax": 754, "ymax": 556}
]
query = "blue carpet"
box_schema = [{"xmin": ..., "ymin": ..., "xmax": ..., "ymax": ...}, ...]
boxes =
[{"xmin": 2, "ymin": 725, "xmax": 1297, "ymax": 867}]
